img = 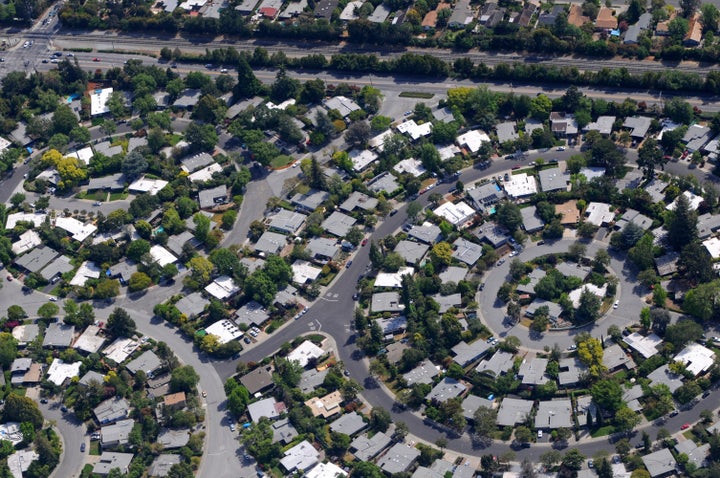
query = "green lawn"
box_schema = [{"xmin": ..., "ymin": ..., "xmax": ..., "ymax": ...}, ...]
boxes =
[
  {"xmin": 89, "ymin": 441, "xmax": 100, "ymax": 456},
  {"xmin": 270, "ymin": 155, "xmax": 293, "ymax": 168},
  {"xmin": 109, "ymin": 192, "xmax": 128, "ymax": 201},
  {"xmin": 399, "ymin": 92, "xmax": 434, "ymax": 99},
  {"xmin": 590, "ymin": 426, "xmax": 615, "ymax": 438}
]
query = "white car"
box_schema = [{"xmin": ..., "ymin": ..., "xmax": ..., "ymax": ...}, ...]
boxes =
[
  {"xmin": 49, "ymin": 297, "xmax": 57, "ymax": 302},
  {"xmin": 556, "ymin": 146, "xmax": 566, "ymax": 151},
  {"xmin": 613, "ymin": 300, "xmax": 619, "ymax": 309},
  {"xmin": 220, "ymin": 68, "xmax": 228, "ymax": 73}
]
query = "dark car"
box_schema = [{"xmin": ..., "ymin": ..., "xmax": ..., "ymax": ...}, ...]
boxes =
[
  {"xmin": 60, "ymin": 406, "xmax": 68, "ymax": 412},
  {"xmin": 703, "ymin": 390, "xmax": 711, "ymax": 398},
  {"xmin": 538, "ymin": 240, "xmax": 545, "ymax": 245},
  {"xmin": 346, "ymin": 261, "xmax": 353, "ymax": 269},
  {"xmin": 352, "ymin": 293, "xmax": 359, "ymax": 301},
  {"xmin": 80, "ymin": 443, "xmax": 86, "ymax": 452},
  {"xmin": 389, "ymin": 209, "xmax": 398, "ymax": 216},
  {"xmin": 40, "ymin": 399, "xmax": 48, "ymax": 404}
]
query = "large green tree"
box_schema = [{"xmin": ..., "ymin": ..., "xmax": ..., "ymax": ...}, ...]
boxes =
[{"xmin": 666, "ymin": 193, "xmax": 698, "ymax": 251}]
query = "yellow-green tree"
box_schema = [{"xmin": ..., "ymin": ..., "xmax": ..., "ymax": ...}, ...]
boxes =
[
  {"xmin": 577, "ymin": 337, "xmax": 606, "ymax": 377},
  {"xmin": 430, "ymin": 241, "xmax": 453, "ymax": 267}
]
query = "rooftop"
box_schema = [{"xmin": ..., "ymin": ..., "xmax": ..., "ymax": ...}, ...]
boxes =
[
  {"xmin": 504, "ymin": 173, "xmax": 538, "ymax": 198},
  {"xmin": 496, "ymin": 397, "xmax": 534, "ymax": 427},
  {"xmin": 287, "ymin": 340, "xmax": 325, "ymax": 368},
  {"xmin": 535, "ymin": 399, "xmax": 574, "ymax": 429},
  {"xmin": 350, "ymin": 431, "xmax": 392, "ymax": 461},
  {"xmin": 377, "ymin": 443, "xmax": 421, "ymax": 474},
  {"xmin": 329, "ymin": 411, "xmax": 368, "ymax": 436},
  {"xmin": 518, "ymin": 357, "xmax": 549, "ymax": 385},
  {"xmin": 248, "ymin": 397, "xmax": 285, "ymax": 422},
  {"xmin": 623, "ymin": 332, "xmax": 662, "ymax": 358},
  {"xmin": 642, "ymin": 448, "xmax": 677, "ymax": 478}
]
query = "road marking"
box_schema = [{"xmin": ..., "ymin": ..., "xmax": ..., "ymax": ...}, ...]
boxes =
[{"xmin": 316, "ymin": 320, "xmax": 322, "ymax": 332}]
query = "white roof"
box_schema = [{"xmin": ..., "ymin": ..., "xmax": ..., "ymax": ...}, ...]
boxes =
[
  {"xmin": 5, "ymin": 212, "xmax": 47, "ymax": 229},
  {"xmin": 90, "ymin": 87, "xmax": 113, "ymax": 116},
  {"xmin": 568, "ymin": 284, "xmax": 607, "ymax": 308},
  {"xmin": 102, "ymin": 337, "xmax": 141, "ymax": 363},
  {"xmin": 456, "ymin": 130, "xmax": 491, "ymax": 153},
  {"xmin": 674, "ymin": 343, "xmax": 715, "ymax": 375},
  {"xmin": 292, "ymin": 260, "xmax": 323, "ymax": 284},
  {"xmin": 349, "ymin": 149, "xmax": 378, "ymax": 172},
  {"xmin": 73, "ymin": 325, "xmax": 105, "ymax": 354},
  {"xmin": 504, "ymin": 173, "xmax": 538, "ymax": 198},
  {"xmin": 188, "ymin": 163, "xmax": 223, "ymax": 182},
  {"xmin": 396, "ymin": 120, "xmax": 432, "ymax": 140},
  {"xmin": 0, "ymin": 423, "xmax": 24, "ymax": 446},
  {"xmin": 368, "ymin": 130, "xmax": 393, "ymax": 151},
  {"xmin": 666, "ymin": 190, "xmax": 703, "ymax": 211},
  {"xmin": 180, "ymin": 0, "xmax": 206, "ymax": 8},
  {"xmin": 266, "ymin": 99, "xmax": 296, "ymax": 110},
  {"xmin": 46, "ymin": 359, "xmax": 81, "ymax": 386},
  {"xmin": 339, "ymin": 0, "xmax": 364, "ymax": 20},
  {"xmin": 623, "ymin": 332, "xmax": 662, "ymax": 358},
  {"xmin": 12, "ymin": 230, "xmax": 41, "ymax": 255},
  {"xmin": 287, "ymin": 340, "xmax": 324, "ymax": 368},
  {"xmin": 393, "ymin": 158, "xmax": 426, "ymax": 177},
  {"xmin": 149, "ymin": 245, "xmax": 177, "ymax": 267},
  {"xmin": 374, "ymin": 267, "xmax": 414, "ymax": 288},
  {"xmin": 585, "ymin": 202, "xmax": 615, "ymax": 226},
  {"xmin": 129, "ymin": 176, "xmax": 169, "ymax": 195},
  {"xmin": 306, "ymin": 462, "xmax": 347, "ymax": 478},
  {"xmin": 205, "ymin": 319, "xmax": 243, "ymax": 344},
  {"xmin": 433, "ymin": 201, "xmax": 475, "ymax": 226},
  {"xmin": 70, "ymin": 261, "xmax": 102, "ymax": 286},
  {"xmin": 7, "ymin": 449, "xmax": 38, "ymax": 478},
  {"xmin": 0, "ymin": 136, "xmax": 10, "ymax": 153},
  {"xmin": 55, "ymin": 216, "xmax": 97, "ymax": 242},
  {"xmin": 438, "ymin": 144, "xmax": 461, "ymax": 161},
  {"xmin": 204, "ymin": 275, "xmax": 240, "ymax": 300},
  {"xmin": 66, "ymin": 147, "xmax": 94, "ymax": 165},
  {"xmin": 704, "ymin": 237, "xmax": 720, "ymax": 259}
]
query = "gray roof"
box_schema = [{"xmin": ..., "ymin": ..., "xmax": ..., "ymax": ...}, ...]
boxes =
[
  {"xmin": 108, "ymin": 260, "xmax": 137, "ymax": 282},
  {"xmin": 127, "ymin": 137, "xmax": 147, "ymax": 152},
  {"xmin": 438, "ymin": 266, "xmax": 467, "ymax": 284},
  {"xmin": 496, "ymin": 122, "xmax": 519, "ymax": 143},
  {"xmin": 407, "ymin": 224, "xmax": 443, "ymax": 244},
  {"xmin": 647, "ymin": 364, "xmax": 683, "ymax": 393},
  {"xmin": 268, "ymin": 210, "xmax": 307, "ymax": 235},
  {"xmin": 291, "ymin": 189, "xmax": 329, "ymax": 212},
  {"xmin": 173, "ymin": 89, "xmax": 202, "ymax": 108},
  {"xmin": 371, "ymin": 292, "xmax": 404, "ymax": 313},
  {"xmin": 79, "ymin": 370, "xmax": 105, "ymax": 387},
  {"xmin": 366, "ymin": 172, "xmax": 400, "ymax": 194},
  {"xmin": 235, "ymin": 0, "xmax": 260, "ymax": 13},
  {"xmin": 101, "ymin": 418, "xmax": 135, "ymax": 447},
  {"xmin": 624, "ymin": 12, "xmax": 652, "ymax": 43},
  {"xmin": 40, "ymin": 255, "xmax": 73, "ymax": 281},
  {"xmin": 521, "ymin": 206, "xmax": 545, "ymax": 233},
  {"xmin": 174, "ymin": 292, "xmax": 209, "ymax": 318},
  {"xmin": 329, "ymin": 411, "xmax": 368, "ymax": 436},
  {"xmin": 654, "ymin": 251, "xmax": 680, "ymax": 276},
  {"xmin": 375, "ymin": 316, "xmax": 407, "ymax": 335},
  {"xmin": 538, "ymin": 167, "xmax": 570, "ymax": 192},
  {"xmin": 526, "ymin": 299, "xmax": 563, "ymax": 320},
  {"xmin": 518, "ymin": 357, "xmax": 549, "ymax": 385},
  {"xmin": 451, "ymin": 340, "xmax": 490, "ymax": 367},
  {"xmin": 181, "ymin": 152, "xmax": 214, "ymax": 173},
  {"xmin": 93, "ymin": 452, "xmax": 134, "ymax": 476},
  {"xmin": 476, "ymin": 350, "xmax": 516, "ymax": 376},
  {"xmin": 386, "ymin": 342, "xmax": 409, "ymax": 364},
  {"xmin": 157, "ymin": 429, "xmax": 190, "ymax": 449},
  {"xmin": 555, "ymin": 262, "xmax": 591, "ymax": 281},
  {"xmin": 496, "ymin": 397, "xmax": 534, "ymax": 427},
  {"xmin": 185, "ymin": 211, "xmax": 215, "ymax": 232},
  {"xmin": 43, "ymin": 323, "xmax": 74, "ymax": 348},
  {"xmin": 248, "ymin": 397, "xmax": 282, "ymax": 423},
  {"xmin": 226, "ymin": 96, "xmax": 263, "ymax": 118},
  {"xmin": 583, "ymin": 116, "xmax": 616, "ymax": 136},
  {"xmin": 322, "ymin": 211, "xmax": 357, "ymax": 237},
  {"xmin": 94, "ymin": 141, "xmax": 122, "ymax": 157},
  {"xmin": 616, "ymin": 208, "xmax": 653, "ymax": 232},
  {"xmin": 94, "ymin": 397, "xmax": 130, "ymax": 424},
  {"xmin": 88, "ymin": 173, "xmax": 126, "ymax": 191},
  {"xmin": 697, "ymin": 213, "xmax": 720, "ymax": 239},
  {"xmin": 240, "ymin": 257, "xmax": 265, "ymax": 273},
  {"xmin": 425, "ymin": 377, "xmax": 468, "ymax": 402},
  {"xmin": 616, "ymin": 168, "xmax": 644, "ymax": 191},
  {"xmin": 452, "ymin": 238, "xmax": 484, "ymax": 265},
  {"xmin": 198, "ymin": 185, "xmax": 227, "ymax": 209},
  {"xmin": 433, "ymin": 107, "xmax": 454, "ymax": 123},
  {"xmin": 461, "ymin": 394, "xmax": 494, "ymax": 420},
  {"xmin": 323, "ymin": 96, "xmax": 361, "ymax": 118},
  {"xmin": 623, "ymin": 384, "xmax": 645, "ymax": 412},
  {"xmin": 377, "ymin": 443, "xmax": 421, "ymax": 474},
  {"xmin": 535, "ymin": 399, "xmax": 574, "ymax": 429},
  {"xmin": 314, "ymin": 0, "xmax": 338, "ymax": 18},
  {"xmin": 644, "ymin": 179, "xmax": 668, "ymax": 203},
  {"xmin": 235, "ymin": 300, "xmax": 270, "ymax": 327},
  {"xmin": 403, "ymin": 361, "xmax": 439, "ymax": 385},
  {"xmin": 13, "ymin": 323, "xmax": 39, "ymax": 345},
  {"xmin": 675, "ymin": 440, "xmax": 709, "ymax": 469},
  {"xmin": 642, "ymin": 448, "xmax": 677, "ymax": 478},
  {"xmin": 255, "ymin": 231, "xmax": 287, "ymax": 255},
  {"xmin": 683, "ymin": 124, "xmax": 712, "ymax": 152},
  {"xmin": 240, "ymin": 364, "xmax": 274, "ymax": 395},
  {"xmin": 603, "ymin": 343, "xmax": 636, "ymax": 371},
  {"xmin": 558, "ymin": 357, "xmax": 588, "ymax": 386},
  {"xmin": 15, "ymin": 246, "xmax": 58, "ymax": 273},
  {"xmin": 474, "ymin": 222, "xmax": 510, "ymax": 248},
  {"xmin": 623, "ymin": 116, "xmax": 652, "ymax": 138},
  {"xmin": 272, "ymin": 417, "xmax": 299, "ymax": 444},
  {"xmin": 166, "ymin": 230, "xmax": 196, "ymax": 257},
  {"xmin": 351, "ymin": 432, "xmax": 392, "ymax": 461},
  {"xmin": 340, "ymin": 191, "xmax": 379, "ymax": 212},
  {"xmin": 299, "ymin": 368, "xmax": 328, "ymax": 394},
  {"xmin": 148, "ymin": 454, "xmax": 182, "ymax": 477},
  {"xmin": 125, "ymin": 350, "xmax": 162, "ymax": 375},
  {"xmin": 368, "ymin": 2, "xmax": 390, "ymax": 22},
  {"xmin": 467, "ymin": 182, "xmax": 506, "ymax": 211},
  {"xmin": 433, "ymin": 292, "xmax": 462, "ymax": 313},
  {"xmin": 516, "ymin": 268, "xmax": 547, "ymax": 295},
  {"xmin": 11, "ymin": 122, "xmax": 31, "ymax": 146},
  {"xmin": 306, "ymin": 237, "xmax": 340, "ymax": 261},
  {"xmin": 11, "ymin": 358, "xmax": 31, "ymax": 373}
]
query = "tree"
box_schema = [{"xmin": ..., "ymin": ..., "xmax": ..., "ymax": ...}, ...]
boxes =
[
  {"xmin": 37, "ymin": 302, "xmax": 59, "ymax": 320},
  {"xmin": 209, "ymin": 248, "xmax": 241, "ymax": 277},
  {"xmin": 430, "ymin": 242, "xmax": 453, "ymax": 267},
  {"xmin": 170, "ymin": 365, "xmax": 199, "ymax": 393},
  {"xmin": 106, "ymin": 308, "xmax": 136, "ymax": 338},
  {"xmin": 701, "ymin": 3, "xmax": 719, "ymax": 32},
  {"xmin": 407, "ymin": 201, "xmax": 422, "ymax": 219},
  {"xmin": 185, "ymin": 122, "xmax": 218, "ymax": 151},
  {"xmin": 473, "ymin": 406, "xmax": 498, "ymax": 444},
  {"xmin": 9, "ymin": 193, "xmax": 25, "ymax": 208},
  {"xmin": 121, "ymin": 150, "xmax": 148, "ymax": 181},
  {"xmin": 244, "ymin": 271, "xmax": 277, "ymax": 307},
  {"xmin": 665, "ymin": 97, "xmax": 695, "ymax": 123},
  {"xmin": 94, "ymin": 279, "xmax": 120, "ymax": 300},
  {"xmin": 226, "ymin": 380, "xmax": 250, "ymax": 417},
  {"xmin": 127, "ymin": 239, "xmax": 151, "ymax": 262},
  {"xmin": 562, "ymin": 449, "xmax": 586, "ymax": 470},
  {"xmin": 667, "ymin": 193, "xmax": 698, "ymax": 251},
  {"xmin": 187, "ymin": 256, "xmax": 214, "ymax": 288},
  {"xmin": 514, "ymin": 426, "xmax": 533, "ymax": 443},
  {"xmin": 591, "ymin": 379, "xmax": 623, "ymax": 413},
  {"xmin": 637, "ymin": 138, "xmax": 666, "ymax": 179},
  {"xmin": 540, "ymin": 450, "xmax": 562, "ymax": 468},
  {"xmin": 52, "ymin": 104, "xmax": 78, "ymax": 135},
  {"xmin": 345, "ymin": 120, "xmax": 371, "ymax": 146},
  {"xmin": 270, "ymin": 66, "xmax": 300, "ymax": 102},
  {"xmin": 496, "ymin": 202, "xmax": 523, "ymax": 233},
  {"xmin": 234, "ymin": 58, "xmax": 262, "ymax": 99},
  {"xmin": 530, "ymin": 94, "xmax": 553, "ymax": 120},
  {"xmin": 568, "ymin": 242, "xmax": 587, "ymax": 262},
  {"xmin": 128, "ymin": 272, "xmax": 153, "ymax": 292},
  {"xmin": 594, "ymin": 248, "xmax": 611, "ymax": 271},
  {"xmin": 509, "ymin": 259, "xmax": 527, "ymax": 281},
  {"xmin": 577, "ymin": 336, "xmax": 606, "ymax": 377},
  {"xmin": 615, "ymin": 406, "xmax": 641, "ymax": 433},
  {"xmin": 352, "ymin": 462, "xmax": 384, "ymax": 478},
  {"xmin": 665, "ymin": 319, "xmax": 703, "ymax": 349},
  {"xmin": 369, "ymin": 241, "xmax": 384, "ymax": 270},
  {"xmin": 628, "ymin": 234, "xmax": 655, "ymax": 270},
  {"xmin": 167, "ymin": 463, "xmax": 195, "ymax": 478},
  {"xmin": 369, "ymin": 407, "xmax": 392, "ymax": 432},
  {"xmin": 678, "ymin": 242, "xmax": 714, "ymax": 285},
  {"xmin": 588, "ymin": 138, "xmax": 626, "ymax": 177},
  {"xmin": 653, "ymin": 285, "xmax": 667, "ymax": 308},
  {"xmin": 0, "ymin": 334, "xmax": 17, "ymax": 369},
  {"xmin": 3, "ymin": 394, "xmax": 42, "ymax": 430},
  {"xmin": 575, "ymin": 288, "xmax": 602, "ymax": 324},
  {"xmin": 341, "ymin": 378, "xmax": 363, "ymax": 402},
  {"xmin": 6, "ymin": 305, "xmax": 25, "ymax": 322},
  {"xmin": 345, "ymin": 226, "xmax": 365, "ymax": 247}
]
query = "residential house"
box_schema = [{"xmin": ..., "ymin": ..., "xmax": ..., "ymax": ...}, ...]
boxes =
[
  {"xmin": 518, "ymin": 357, "xmax": 549, "ymax": 386},
  {"xmin": 305, "ymin": 390, "xmax": 343, "ymax": 418},
  {"xmin": 240, "ymin": 365, "xmax": 275, "ymax": 395},
  {"xmin": 535, "ymin": 399, "xmax": 574, "ymax": 429},
  {"xmin": 595, "ymin": 7, "xmax": 617, "ymax": 30},
  {"xmin": 268, "ymin": 210, "xmax": 307, "ymax": 235},
  {"xmin": 394, "ymin": 240, "xmax": 429, "ymax": 265},
  {"xmin": 101, "ymin": 419, "xmax": 135, "ymax": 448},
  {"xmin": 94, "ymin": 397, "xmax": 131, "ymax": 425},
  {"xmin": 371, "ymin": 292, "xmax": 404, "ymax": 313},
  {"xmin": 451, "ymin": 340, "xmax": 491, "ymax": 367},
  {"xmin": 248, "ymin": 397, "xmax": 286, "ymax": 422},
  {"xmin": 163, "ymin": 392, "xmax": 187, "ymax": 411},
  {"xmin": 306, "ymin": 237, "xmax": 340, "ymax": 263},
  {"xmin": 452, "ymin": 238, "xmax": 484, "ymax": 265},
  {"xmin": 93, "ymin": 452, "xmax": 134, "ymax": 476},
  {"xmin": 684, "ymin": 12, "xmax": 702, "ymax": 46},
  {"xmin": 329, "ymin": 411, "xmax": 368, "ymax": 436},
  {"xmin": 280, "ymin": 440, "xmax": 319, "ymax": 474},
  {"xmin": 377, "ymin": 443, "xmax": 421, "ymax": 474},
  {"xmin": 496, "ymin": 397, "xmax": 534, "ymax": 427},
  {"xmin": 350, "ymin": 432, "xmax": 392, "ymax": 461}
]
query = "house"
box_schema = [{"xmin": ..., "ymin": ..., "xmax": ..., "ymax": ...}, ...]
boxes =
[
  {"xmin": 674, "ymin": 343, "xmax": 715, "ymax": 376},
  {"xmin": 377, "ymin": 443, "xmax": 421, "ymax": 474},
  {"xmin": 703, "ymin": 237, "xmax": 720, "ymax": 259},
  {"xmin": 558, "ymin": 357, "xmax": 588, "ymax": 386},
  {"xmin": 248, "ymin": 397, "xmax": 286, "ymax": 422},
  {"xmin": 585, "ymin": 202, "xmax": 615, "ymax": 226},
  {"xmin": 73, "ymin": 324, "xmax": 105, "ymax": 354},
  {"xmin": 368, "ymin": 2, "xmax": 391, "ymax": 22},
  {"xmin": 280, "ymin": 440, "xmax": 320, "ymax": 474},
  {"xmin": 128, "ymin": 177, "xmax": 169, "ymax": 195},
  {"xmin": 235, "ymin": 301, "xmax": 270, "ymax": 327},
  {"xmin": 12, "ymin": 324, "xmax": 39, "ymax": 348},
  {"xmin": 422, "ymin": 3, "xmax": 450, "ymax": 29},
  {"xmin": 675, "ymin": 440, "xmax": 709, "ymax": 469},
  {"xmin": 447, "ymin": 0, "xmax": 473, "ymax": 28},
  {"xmin": 287, "ymin": 340, "xmax": 325, "ymax": 368},
  {"xmin": 79, "ymin": 370, "xmax": 105, "ymax": 387},
  {"xmin": 624, "ymin": 332, "xmax": 662, "ymax": 358},
  {"xmin": 268, "ymin": 210, "xmax": 307, "ymax": 235},
  {"xmin": 438, "ymin": 266, "xmax": 467, "ymax": 284},
  {"xmin": 583, "ymin": 116, "xmax": 615, "ymax": 136},
  {"xmin": 299, "ymin": 368, "xmax": 329, "ymax": 394},
  {"xmin": 467, "ymin": 181, "xmax": 506, "ymax": 212},
  {"xmin": 103, "ymin": 337, "xmax": 141, "ymax": 364},
  {"xmin": 101, "ymin": 419, "xmax": 135, "ymax": 448},
  {"xmin": 198, "ymin": 185, "xmax": 228, "ymax": 210},
  {"xmin": 496, "ymin": 122, "xmax": 519, "ymax": 143},
  {"xmin": 340, "ymin": 191, "xmax": 378, "ymax": 213},
  {"xmin": 305, "ymin": 390, "xmax": 343, "ymax": 418},
  {"xmin": 496, "ymin": 397, "xmax": 534, "ymax": 426},
  {"xmin": 163, "ymin": 392, "xmax": 187, "ymax": 411},
  {"xmin": 69, "ymin": 261, "xmax": 102, "ymax": 287},
  {"xmin": 306, "ymin": 237, "xmax": 340, "ymax": 262},
  {"xmin": 39, "ymin": 255, "xmax": 73, "ymax": 282},
  {"xmin": 375, "ymin": 269, "xmax": 413, "ymax": 289},
  {"xmin": 623, "ymin": 384, "xmax": 645, "ymax": 412},
  {"xmin": 537, "ymin": 4, "xmax": 565, "ymax": 27},
  {"xmin": 94, "ymin": 397, "xmax": 130, "ymax": 425},
  {"xmin": 526, "ymin": 299, "xmax": 563, "ymax": 322},
  {"xmin": 255, "ymin": 231, "xmax": 287, "ymax": 256},
  {"xmin": 641, "ymin": 448, "xmax": 677, "ymax": 478},
  {"xmin": 433, "ymin": 201, "xmax": 475, "ymax": 227},
  {"xmin": 367, "ymin": 172, "xmax": 400, "ymax": 195},
  {"xmin": 461, "ymin": 394, "xmax": 494, "ymax": 421},
  {"xmin": 616, "ymin": 208, "xmax": 653, "ymax": 231},
  {"xmin": 521, "ymin": 206, "xmax": 544, "ymax": 233},
  {"xmin": 549, "ymin": 112, "xmax": 578, "ymax": 137},
  {"xmin": 456, "ymin": 130, "xmax": 491, "ymax": 154},
  {"xmin": 425, "ymin": 377, "xmax": 469, "ymax": 402},
  {"xmin": 173, "ymin": 89, "xmax": 202, "ymax": 109},
  {"xmin": 313, "ymin": 0, "xmax": 339, "ymax": 18},
  {"xmin": 292, "ymin": 190, "xmax": 330, "ymax": 213},
  {"xmin": 90, "ymin": 87, "xmax": 113, "ymax": 116},
  {"xmin": 474, "ymin": 222, "xmax": 510, "ymax": 248},
  {"xmin": 476, "ymin": 350, "xmax": 516, "ymax": 376},
  {"xmin": 451, "ymin": 340, "xmax": 491, "ymax": 367},
  {"xmin": 323, "ymin": 96, "xmax": 361, "ymax": 118},
  {"xmin": 504, "ymin": 173, "xmax": 538, "ymax": 198},
  {"xmin": 7, "ymin": 450, "xmax": 39, "ymax": 478},
  {"xmin": 149, "ymin": 245, "xmax": 177, "ymax": 267},
  {"xmin": 6, "ymin": 212, "xmax": 47, "ymax": 229},
  {"xmin": 408, "ymin": 223, "xmax": 443, "ymax": 244},
  {"xmin": 538, "ymin": 167, "xmax": 570, "ymax": 193},
  {"xmin": 322, "ymin": 211, "xmax": 357, "ymax": 237},
  {"xmin": 329, "ymin": 411, "xmax": 367, "ymax": 436},
  {"xmin": 555, "ymin": 262, "xmax": 591, "ymax": 281},
  {"xmin": 603, "ymin": 343, "xmax": 636, "ymax": 371},
  {"xmin": 375, "ymin": 316, "xmax": 408, "ymax": 335},
  {"xmin": 518, "ymin": 357, "xmax": 549, "ymax": 386},
  {"xmin": 535, "ymin": 399, "xmax": 574, "ymax": 429},
  {"xmin": 350, "ymin": 432, "xmax": 392, "ymax": 461},
  {"xmin": 647, "ymin": 364, "xmax": 683, "ymax": 393},
  {"xmin": 623, "ymin": 116, "xmax": 652, "ymax": 139},
  {"xmin": 682, "ymin": 124, "xmax": 712, "ymax": 152},
  {"xmin": 204, "ymin": 276, "xmax": 239, "ymax": 300},
  {"xmin": 595, "ymin": 7, "xmax": 617, "ymax": 30},
  {"xmin": 371, "ymin": 292, "xmax": 404, "ymax": 313},
  {"xmin": 88, "ymin": 173, "xmax": 126, "ymax": 191},
  {"xmin": 174, "ymin": 292, "xmax": 210, "ymax": 318},
  {"xmin": 93, "ymin": 452, "xmax": 134, "ymax": 476},
  {"xmin": 667, "ymin": 190, "xmax": 703, "ymax": 211},
  {"xmin": 624, "ymin": 12, "xmax": 652, "ymax": 44},
  {"xmin": 240, "ymin": 365, "xmax": 275, "ymax": 395},
  {"xmin": 684, "ymin": 12, "xmax": 702, "ymax": 46},
  {"xmin": 452, "ymin": 238, "xmax": 484, "ymax": 265},
  {"xmin": 567, "ymin": 4, "xmax": 589, "ymax": 27},
  {"xmin": 479, "ymin": 2, "xmax": 505, "ymax": 27},
  {"xmin": 11, "ymin": 230, "xmax": 41, "ymax": 256},
  {"xmin": 10, "ymin": 358, "xmax": 31, "ymax": 385},
  {"xmin": 697, "ymin": 213, "xmax": 720, "ymax": 239},
  {"xmin": 272, "ymin": 417, "xmax": 299, "ymax": 444},
  {"xmin": 403, "ymin": 361, "xmax": 440, "ymax": 385},
  {"xmin": 148, "ymin": 455, "xmax": 182, "ymax": 477},
  {"xmin": 644, "ymin": 179, "xmax": 668, "ymax": 203},
  {"xmin": 125, "ymin": 350, "xmax": 162, "ymax": 376},
  {"xmin": 180, "ymin": 152, "xmax": 214, "ymax": 173},
  {"xmin": 394, "ymin": 157, "xmax": 427, "ymax": 176},
  {"xmin": 15, "ymin": 246, "xmax": 58, "ymax": 275},
  {"xmin": 43, "ymin": 323, "xmax": 74, "ymax": 348}
]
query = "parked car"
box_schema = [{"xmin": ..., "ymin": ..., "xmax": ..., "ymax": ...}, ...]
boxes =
[
  {"xmin": 389, "ymin": 209, "xmax": 398, "ymax": 216},
  {"xmin": 80, "ymin": 443, "xmax": 85, "ymax": 452},
  {"xmin": 556, "ymin": 146, "xmax": 566, "ymax": 151},
  {"xmin": 230, "ymin": 424, "xmax": 236, "ymax": 432},
  {"xmin": 681, "ymin": 423, "xmax": 690, "ymax": 430},
  {"xmin": 567, "ymin": 344, "xmax": 577, "ymax": 351},
  {"xmin": 511, "ymin": 164, "xmax": 521, "ymax": 170},
  {"xmin": 361, "ymin": 238, "xmax": 368, "ymax": 246},
  {"xmin": 49, "ymin": 297, "xmax": 57, "ymax": 302},
  {"xmin": 346, "ymin": 261, "xmax": 353, "ymax": 269},
  {"xmin": 537, "ymin": 430, "xmax": 543, "ymax": 439},
  {"xmin": 538, "ymin": 240, "xmax": 545, "ymax": 245},
  {"xmin": 613, "ymin": 300, "xmax": 619, "ymax": 309}
]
